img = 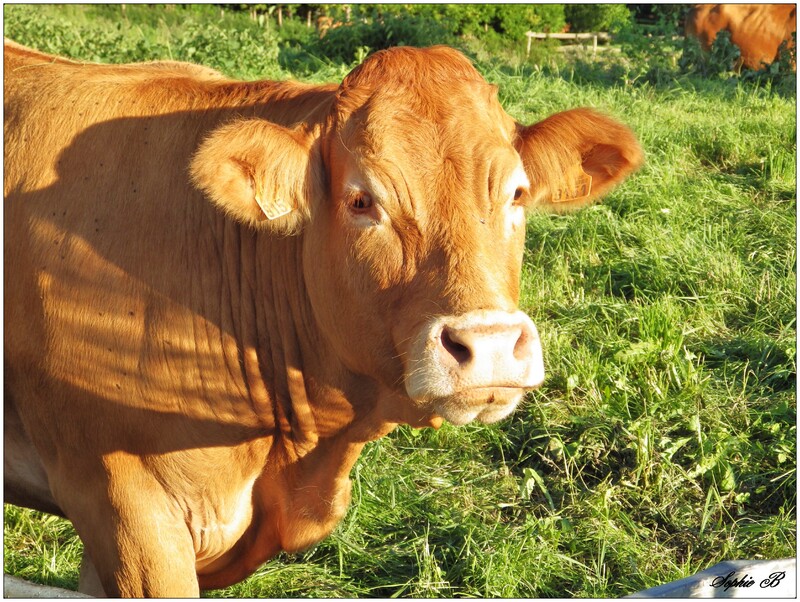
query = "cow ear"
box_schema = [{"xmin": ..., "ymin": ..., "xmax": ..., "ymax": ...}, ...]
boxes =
[
  {"xmin": 516, "ymin": 108, "xmax": 643, "ymax": 212},
  {"xmin": 190, "ymin": 119, "xmax": 320, "ymax": 233}
]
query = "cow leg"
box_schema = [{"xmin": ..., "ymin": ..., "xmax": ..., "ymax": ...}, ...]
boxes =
[
  {"xmin": 52, "ymin": 463, "xmax": 200, "ymax": 597},
  {"xmin": 86, "ymin": 518, "xmax": 199, "ymax": 597},
  {"xmin": 71, "ymin": 498, "xmax": 199, "ymax": 597},
  {"xmin": 78, "ymin": 550, "xmax": 106, "ymax": 597}
]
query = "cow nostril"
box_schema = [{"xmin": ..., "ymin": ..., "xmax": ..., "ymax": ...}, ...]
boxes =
[
  {"xmin": 441, "ymin": 327, "xmax": 471, "ymax": 365},
  {"xmin": 513, "ymin": 328, "xmax": 531, "ymax": 361}
]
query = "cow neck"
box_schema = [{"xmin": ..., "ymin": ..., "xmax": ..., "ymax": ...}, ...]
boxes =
[
  {"xmin": 238, "ymin": 228, "xmax": 388, "ymax": 459},
  {"xmin": 188, "ymin": 211, "xmax": 395, "ymax": 589}
]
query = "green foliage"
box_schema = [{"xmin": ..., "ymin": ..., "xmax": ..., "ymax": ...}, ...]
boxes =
[
  {"xmin": 564, "ymin": 4, "xmax": 631, "ymax": 33},
  {"xmin": 3, "ymin": 4, "xmax": 797, "ymax": 599},
  {"xmin": 433, "ymin": 4, "xmax": 497, "ymax": 37},
  {"xmin": 633, "ymin": 4, "xmax": 691, "ymax": 32},
  {"xmin": 774, "ymin": 32, "xmax": 798, "ymax": 73},
  {"xmin": 3, "ymin": 4, "xmax": 283, "ymax": 79},
  {"xmin": 274, "ymin": 15, "xmax": 317, "ymax": 47},
  {"xmin": 306, "ymin": 14, "xmax": 455, "ymax": 65},
  {"xmin": 607, "ymin": 9, "xmax": 684, "ymax": 86},
  {"xmin": 494, "ymin": 4, "xmax": 566, "ymax": 39},
  {"xmin": 680, "ymin": 29, "xmax": 742, "ymax": 77}
]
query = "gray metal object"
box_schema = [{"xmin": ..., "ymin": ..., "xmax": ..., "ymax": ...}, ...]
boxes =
[
  {"xmin": 3, "ymin": 575, "xmax": 92, "ymax": 599},
  {"xmin": 5, "ymin": 558, "xmax": 795, "ymax": 598},
  {"xmin": 628, "ymin": 558, "xmax": 796, "ymax": 598}
]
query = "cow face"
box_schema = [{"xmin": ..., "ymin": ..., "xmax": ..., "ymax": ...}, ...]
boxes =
[{"xmin": 191, "ymin": 46, "xmax": 642, "ymax": 426}]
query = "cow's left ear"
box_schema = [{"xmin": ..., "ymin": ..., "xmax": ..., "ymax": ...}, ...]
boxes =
[
  {"xmin": 190, "ymin": 119, "xmax": 320, "ymax": 233},
  {"xmin": 515, "ymin": 108, "xmax": 643, "ymax": 212}
]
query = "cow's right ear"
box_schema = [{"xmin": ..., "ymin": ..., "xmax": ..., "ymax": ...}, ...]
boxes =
[{"xmin": 190, "ymin": 119, "xmax": 320, "ymax": 234}]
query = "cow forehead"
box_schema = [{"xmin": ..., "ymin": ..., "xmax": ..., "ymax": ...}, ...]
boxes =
[
  {"xmin": 332, "ymin": 87, "xmax": 520, "ymax": 193},
  {"xmin": 327, "ymin": 49, "xmax": 524, "ymax": 218},
  {"xmin": 332, "ymin": 115, "xmax": 523, "ymax": 209},
  {"xmin": 338, "ymin": 77, "xmax": 515, "ymax": 147},
  {"xmin": 334, "ymin": 45, "xmax": 494, "ymax": 108},
  {"xmin": 331, "ymin": 47, "xmax": 517, "ymax": 150}
]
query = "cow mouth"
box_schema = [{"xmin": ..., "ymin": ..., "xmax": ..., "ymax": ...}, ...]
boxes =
[
  {"xmin": 430, "ymin": 387, "xmax": 526, "ymax": 426},
  {"xmin": 402, "ymin": 309, "xmax": 544, "ymax": 425}
]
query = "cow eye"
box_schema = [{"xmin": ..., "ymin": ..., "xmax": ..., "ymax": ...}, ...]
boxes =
[
  {"xmin": 349, "ymin": 192, "xmax": 374, "ymax": 213},
  {"xmin": 513, "ymin": 187, "xmax": 526, "ymax": 202}
]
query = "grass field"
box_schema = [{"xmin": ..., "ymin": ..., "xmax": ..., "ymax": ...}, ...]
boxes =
[{"xmin": 3, "ymin": 4, "xmax": 796, "ymax": 598}]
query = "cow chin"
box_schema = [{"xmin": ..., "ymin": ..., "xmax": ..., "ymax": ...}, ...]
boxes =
[{"xmin": 430, "ymin": 388, "xmax": 524, "ymax": 426}]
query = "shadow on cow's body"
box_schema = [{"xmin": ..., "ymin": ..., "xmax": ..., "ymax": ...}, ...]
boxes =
[
  {"xmin": 3, "ymin": 82, "xmax": 424, "ymax": 594},
  {"xmin": 4, "ymin": 41, "xmax": 642, "ymax": 596},
  {"xmin": 6, "ymin": 109, "xmax": 400, "ymax": 587}
]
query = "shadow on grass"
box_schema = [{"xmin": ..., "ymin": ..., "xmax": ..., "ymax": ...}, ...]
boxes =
[{"xmin": 698, "ymin": 335, "xmax": 796, "ymax": 394}]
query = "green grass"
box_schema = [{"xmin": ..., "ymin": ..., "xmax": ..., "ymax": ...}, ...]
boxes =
[{"xmin": 4, "ymin": 4, "xmax": 796, "ymax": 598}]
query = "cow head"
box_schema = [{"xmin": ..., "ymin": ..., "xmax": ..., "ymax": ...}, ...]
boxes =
[{"xmin": 191, "ymin": 46, "xmax": 642, "ymax": 426}]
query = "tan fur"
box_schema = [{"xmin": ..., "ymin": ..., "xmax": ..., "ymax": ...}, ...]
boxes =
[
  {"xmin": 686, "ymin": 4, "xmax": 796, "ymax": 70},
  {"xmin": 4, "ymin": 40, "xmax": 642, "ymax": 596},
  {"xmin": 517, "ymin": 107, "xmax": 644, "ymax": 211}
]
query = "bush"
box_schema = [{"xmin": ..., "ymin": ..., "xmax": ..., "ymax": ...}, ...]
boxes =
[
  {"xmin": 679, "ymin": 29, "xmax": 741, "ymax": 76},
  {"xmin": 308, "ymin": 14, "xmax": 455, "ymax": 65},
  {"xmin": 171, "ymin": 23, "xmax": 280, "ymax": 78},
  {"xmin": 564, "ymin": 4, "xmax": 632, "ymax": 33},
  {"xmin": 613, "ymin": 19, "xmax": 685, "ymax": 85},
  {"xmin": 436, "ymin": 4, "xmax": 497, "ymax": 36},
  {"xmin": 494, "ymin": 4, "xmax": 566, "ymax": 38},
  {"xmin": 4, "ymin": 4, "xmax": 282, "ymax": 79},
  {"xmin": 772, "ymin": 32, "xmax": 797, "ymax": 75},
  {"xmin": 275, "ymin": 17, "xmax": 317, "ymax": 47}
]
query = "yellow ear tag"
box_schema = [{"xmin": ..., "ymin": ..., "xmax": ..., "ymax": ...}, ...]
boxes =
[
  {"xmin": 255, "ymin": 194, "xmax": 293, "ymax": 220},
  {"xmin": 552, "ymin": 169, "xmax": 593, "ymax": 203}
]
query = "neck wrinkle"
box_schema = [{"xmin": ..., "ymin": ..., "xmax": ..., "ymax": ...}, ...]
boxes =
[
  {"xmin": 246, "ymin": 230, "xmax": 363, "ymax": 459},
  {"xmin": 226, "ymin": 221, "xmax": 276, "ymax": 434},
  {"xmin": 264, "ymin": 233, "xmax": 319, "ymax": 456}
]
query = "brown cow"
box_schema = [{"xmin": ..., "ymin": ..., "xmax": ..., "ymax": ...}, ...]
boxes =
[
  {"xmin": 685, "ymin": 4, "xmax": 797, "ymax": 70},
  {"xmin": 4, "ymin": 40, "xmax": 642, "ymax": 596}
]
